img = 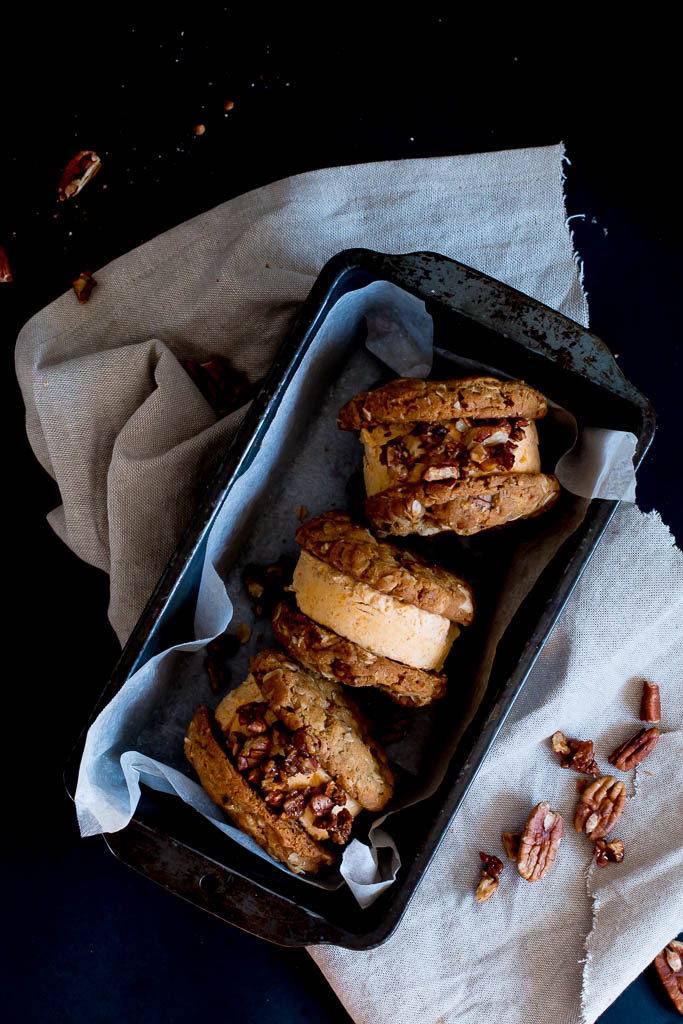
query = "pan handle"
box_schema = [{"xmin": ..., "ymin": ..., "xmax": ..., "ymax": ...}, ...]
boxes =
[{"xmin": 104, "ymin": 821, "xmax": 342, "ymax": 947}]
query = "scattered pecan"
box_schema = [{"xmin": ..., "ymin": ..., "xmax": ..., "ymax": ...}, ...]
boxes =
[
  {"xmin": 73, "ymin": 270, "xmax": 97, "ymax": 303},
  {"xmin": 476, "ymin": 851, "xmax": 504, "ymax": 903},
  {"xmin": 0, "ymin": 245, "xmax": 12, "ymax": 283},
  {"xmin": 243, "ymin": 557, "xmax": 294, "ymax": 616},
  {"xmin": 501, "ymin": 832, "xmax": 521, "ymax": 861},
  {"xmin": 182, "ymin": 356, "xmax": 251, "ymax": 417},
  {"xmin": 654, "ymin": 940, "xmax": 683, "ymax": 1014},
  {"xmin": 517, "ymin": 803, "xmax": 564, "ymax": 881},
  {"xmin": 551, "ymin": 731, "xmax": 600, "ymax": 776},
  {"xmin": 58, "ymin": 150, "xmax": 102, "ymax": 200},
  {"xmin": 194, "ymin": 123, "xmax": 206, "ymax": 135},
  {"xmin": 224, "ymin": 99, "xmax": 235, "ymax": 111},
  {"xmin": 236, "ymin": 622, "xmax": 252, "ymax": 645},
  {"xmin": 296, "ymin": 504, "xmax": 309, "ymax": 522},
  {"xmin": 205, "ymin": 632, "xmax": 241, "ymax": 692},
  {"xmin": 640, "ymin": 680, "xmax": 661, "ymax": 723},
  {"xmin": 608, "ymin": 727, "xmax": 660, "ymax": 771},
  {"xmin": 593, "ymin": 838, "xmax": 624, "ymax": 867},
  {"xmin": 574, "ymin": 776, "xmax": 626, "ymax": 839}
]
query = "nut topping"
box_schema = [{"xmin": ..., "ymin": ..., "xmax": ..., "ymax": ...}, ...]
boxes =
[
  {"xmin": 58, "ymin": 149, "xmax": 102, "ymax": 200},
  {"xmin": 517, "ymin": 802, "xmax": 564, "ymax": 881},
  {"xmin": 608, "ymin": 727, "xmax": 660, "ymax": 771},
  {"xmin": 574, "ymin": 776, "xmax": 626, "ymax": 839},
  {"xmin": 551, "ymin": 731, "xmax": 600, "ymax": 776},
  {"xmin": 475, "ymin": 851, "xmax": 504, "ymax": 903},
  {"xmin": 640, "ymin": 680, "xmax": 661, "ymax": 723},
  {"xmin": 654, "ymin": 940, "xmax": 683, "ymax": 1014},
  {"xmin": 593, "ymin": 838, "xmax": 625, "ymax": 867}
]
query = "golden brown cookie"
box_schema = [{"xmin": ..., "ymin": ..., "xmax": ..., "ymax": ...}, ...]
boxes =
[
  {"xmin": 338, "ymin": 376, "xmax": 548, "ymax": 430},
  {"xmin": 295, "ymin": 510, "xmax": 474, "ymax": 625},
  {"xmin": 250, "ymin": 649, "xmax": 394, "ymax": 811},
  {"xmin": 185, "ymin": 704, "xmax": 334, "ymax": 874},
  {"xmin": 365, "ymin": 472, "xmax": 561, "ymax": 537},
  {"xmin": 272, "ymin": 601, "xmax": 447, "ymax": 707}
]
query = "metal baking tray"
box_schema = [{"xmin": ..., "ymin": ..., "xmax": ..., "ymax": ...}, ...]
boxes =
[{"xmin": 65, "ymin": 248, "xmax": 655, "ymax": 949}]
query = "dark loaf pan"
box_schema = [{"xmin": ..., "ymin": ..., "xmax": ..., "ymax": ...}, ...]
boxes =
[{"xmin": 64, "ymin": 248, "xmax": 656, "ymax": 950}]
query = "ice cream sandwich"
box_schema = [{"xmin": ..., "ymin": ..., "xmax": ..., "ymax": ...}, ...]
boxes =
[
  {"xmin": 185, "ymin": 649, "xmax": 394, "ymax": 875},
  {"xmin": 274, "ymin": 510, "xmax": 474, "ymax": 704},
  {"xmin": 338, "ymin": 376, "xmax": 560, "ymax": 537}
]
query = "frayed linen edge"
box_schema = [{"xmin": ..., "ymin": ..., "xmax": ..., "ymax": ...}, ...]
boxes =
[{"xmin": 560, "ymin": 143, "xmax": 589, "ymax": 324}]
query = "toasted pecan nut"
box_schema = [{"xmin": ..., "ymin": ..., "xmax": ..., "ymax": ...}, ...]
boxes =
[
  {"xmin": 58, "ymin": 149, "xmax": 102, "ymax": 200},
  {"xmin": 517, "ymin": 802, "xmax": 564, "ymax": 881},
  {"xmin": 475, "ymin": 851, "xmax": 504, "ymax": 903},
  {"xmin": 73, "ymin": 270, "xmax": 97, "ymax": 303},
  {"xmin": 0, "ymin": 245, "xmax": 12, "ymax": 283},
  {"xmin": 574, "ymin": 776, "xmax": 626, "ymax": 840},
  {"xmin": 640, "ymin": 680, "xmax": 661, "ymax": 723},
  {"xmin": 593, "ymin": 838, "xmax": 624, "ymax": 867},
  {"xmin": 608, "ymin": 727, "xmax": 660, "ymax": 771},
  {"xmin": 551, "ymin": 731, "xmax": 600, "ymax": 776},
  {"xmin": 501, "ymin": 831, "xmax": 521, "ymax": 861},
  {"xmin": 654, "ymin": 940, "xmax": 683, "ymax": 1014}
]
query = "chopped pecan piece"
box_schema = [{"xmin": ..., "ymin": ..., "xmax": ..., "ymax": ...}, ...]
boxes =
[
  {"xmin": 0, "ymin": 245, "xmax": 12, "ymax": 283},
  {"xmin": 654, "ymin": 940, "xmax": 683, "ymax": 1014},
  {"xmin": 309, "ymin": 793, "xmax": 334, "ymax": 819},
  {"xmin": 182, "ymin": 356, "xmax": 251, "ymax": 417},
  {"xmin": 475, "ymin": 851, "xmax": 504, "ymax": 903},
  {"xmin": 58, "ymin": 149, "xmax": 102, "ymax": 200},
  {"xmin": 325, "ymin": 807, "xmax": 352, "ymax": 845},
  {"xmin": 501, "ymin": 832, "xmax": 521, "ymax": 861},
  {"xmin": 551, "ymin": 731, "xmax": 600, "ymax": 776},
  {"xmin": 608, "ymin": 727, "xmax": 660, "ymax": 771},
  {"xmin": 235, "ymin": 733, "xmax": 271, "ymax": 771},
  {"xmin": 593, "ymin": 838, "xmax": 625, "ymax": 867},
  {"xmin": 281, "ymin": 789, "xmax": 310, "ymax": 819},
  {"xmin": 73, "ymin": 270, "xmax": 97, "ymax": 303},
  {"xmin": 242, "ymin": 556, "xmax": 294, "ymax": 617},
  {"xmin": 235, "ymin": 622, "xmax": 252, "ymax": 645},
  {"xmin": 574, "ymin": 776, "xmax": 626, "ymax": 839},
  {"xmin": 640, "ymin": 680, "xmax": 661, "ymax": 723},
  {"xmin": 296, "ymin": 504, "xmax": 309, "ymax": 522},
  {"xmin": 517, "ymin": 803, "xmax": 564, "ymax": 881}
]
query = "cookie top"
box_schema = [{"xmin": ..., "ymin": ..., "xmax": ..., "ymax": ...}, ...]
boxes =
[
  {"xmin": 185, "ymin": 705, "xmax": 334, "ymax": 874},
  {"xmin": 295, "ymin": 510, "xmax": 474, "ymax": 625},
  {"xmin": 272, "ymin": 601, "xmax": 447, "ymax": 707},
  {"xmin": 338, "ymin": 376, "xmax": 548, "ymax": 430},
  {"xmin": 365, "ymin": 472, "xmax": 561, "ymax": 538},
  {"xmin": 249, "ymin": 649, "xmax": 394, "ymax": 811}
]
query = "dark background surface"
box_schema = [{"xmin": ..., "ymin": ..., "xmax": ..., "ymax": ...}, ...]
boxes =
[{"xmin": 3, "ymin": 19, "xmax": 681, "ymax": 1024}]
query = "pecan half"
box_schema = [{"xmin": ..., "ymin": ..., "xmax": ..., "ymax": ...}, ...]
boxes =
[
  {"xmin": 58, "ymin": 149, "xmax": 102, "ymax": 200},
  {"xmin": 551, "ymin": 731, "xmax": 600, "ymax": 776},
  {"xmin": 475, "ymin": 851, "xmax": 504, "ymax": 903},
  {"xmin": 608, "ymin": 727, "xmax": 660, "ymax": 771},
  {"xmin": 501, "ymin": 832, "xmax": 521, "ymax": 861},
  {"xmin": 0, "ymin": 245, "xmax": 12, "ymax": 283},
  {"xmin": 73, "ymin": 270, "xmax": 97, "ymax": 303},
  {"xmin": 654, "ymin": 940, "xmax": 683, "ymax": 1014},
  {"xmin": 574, "ymin": 776, "xmax": 626, "ymax": 839},
  {"xmin": 517, "ymin": 802, "xmax": 564, "ymax": 881},
  {"xmin": 593, "ymin": 839, "xmax": 625, "ymax": 867},
  {"xmin": 640, "ymin": 680, "xmax": 661, "ymax": 723}
]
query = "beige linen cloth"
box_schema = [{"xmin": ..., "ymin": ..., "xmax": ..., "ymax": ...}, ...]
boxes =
[{"xmin": 15, "ymin": 144, "xmax": 682, "ymax": 1022}]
